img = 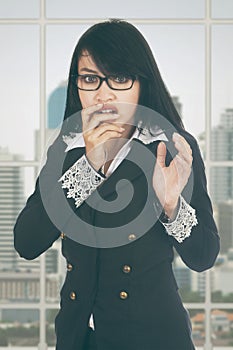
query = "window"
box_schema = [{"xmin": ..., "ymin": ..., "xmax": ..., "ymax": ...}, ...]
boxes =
[{"xmin": 0, "ymin": 1, "xmax": 232, "ymax": 349}]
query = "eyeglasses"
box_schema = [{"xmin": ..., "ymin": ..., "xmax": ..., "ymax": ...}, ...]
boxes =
[{"xmin": 73, "ymin": 74, "xmax": 137, "ymax": 91}]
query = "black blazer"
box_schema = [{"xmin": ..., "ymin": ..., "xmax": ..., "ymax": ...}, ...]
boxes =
[{"xmin": 14, "ymin": 130, "xmax": 220, "ymax": 350}]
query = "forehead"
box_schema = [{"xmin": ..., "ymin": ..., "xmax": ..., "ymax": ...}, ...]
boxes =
[{"xmin": 78, "ymin": 52, "xmax": 100, "ymax": 73}]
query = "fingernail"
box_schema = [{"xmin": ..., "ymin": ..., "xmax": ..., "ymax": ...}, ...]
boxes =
[
  {"xmin": 173, "ymin": 132, "xmax": 180, "ymax": 138},
  {"xmin": 120, "ymin": 127, "xmax": 125, "ymax": 131}
]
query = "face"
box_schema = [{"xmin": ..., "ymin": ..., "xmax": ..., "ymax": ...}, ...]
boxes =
[{"xmin": 77, "ymin": 52, "xmax": 140, "ymax": 127}]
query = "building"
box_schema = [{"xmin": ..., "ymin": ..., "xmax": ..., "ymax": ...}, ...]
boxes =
[
  {"xmin": 0, "ymin": 272, "xmax": 60, "ymax": 305},
  {"xmin": 47, "ymin": 81, "xmax": 67, "ymax": 129},
  {"xmin": 0, "ymin": 147, "xmax": 62, "ymax": 308},
  {"xmin": 0, "ymin": 148, "xmax": 24, "ymax": 272},
  {"xmin": 217, "ymin": 201, "xmax": 233, "ymax": 253},
  {"xmin": 212, "ymin": 249, "xmax": 233, "ymax": 295},
  {"xmin": 210, "ymin": 108, "xmax": 233, "ymax": 203},
  {"xmin": 191, "ymin": 310, "xmax": 233, "ymax": 337}
]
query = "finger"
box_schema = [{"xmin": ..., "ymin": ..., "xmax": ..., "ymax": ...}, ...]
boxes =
[
  {"xmin": 97, "ymin": 131, "xmax": 124, "ymax": 144},
  {"xmin": 87, "ymin": 124, "xmax": 125, "ymax": 139},
  {"xmin": 88, "ymin": 112, "xmax": 120, "ymax": 130},
  {"xmin": 173, "ymin": 133, "xmax": 193, "ymax": 164},
  {"xmin": 173, "ymin": 155, "xmax": 192, "ymax": 181},
  {"xmin": 177, "ymin": 149, "xmax": 193, "ymax": 165},
  {"xmin": 173, "ymin": 133, "xmax": 192, "ymax": 154},
  {"xmin": 156, "ymin": 141, "xmax": 167, "ymax": 168},
  {"xmin": 81, "ymin": 104, "xmax": 103, "ymax": 128}
]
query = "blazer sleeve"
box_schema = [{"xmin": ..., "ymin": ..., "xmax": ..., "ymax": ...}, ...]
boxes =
[
  {"xmin": 169, "ymin": 134, "xmax": 220, "ymax": 272},
  {"xmin": 14, "ymin": 135, "xmax": 68, "ymax": 260}
]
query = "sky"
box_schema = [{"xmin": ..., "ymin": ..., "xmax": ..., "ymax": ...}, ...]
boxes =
[{"xmin": 0, "ymin": 1, "xmax": 233, "ymax": 161}]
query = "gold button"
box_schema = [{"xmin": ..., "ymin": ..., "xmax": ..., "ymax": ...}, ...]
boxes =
[
  {"xmin": 128, "ymin": 234, "xmax": 136, "ymax": 241},
  {"xmin": 60, "ymin": 232, "xmax": 66, "ymax": 239},
  {"xmin": 70, "ymin": 291, "xmax": 76, "ymax": 300},
  {"xmin": 120, "ymin": 291, "xmax": 128, "ymax": 300},
  {"xmin": 123, "ymin": 265, "xmax": 131, "ymax": 273},
  {"xmin": 67, "ymin": 263, "xmax": 73, "ymax": 271}
]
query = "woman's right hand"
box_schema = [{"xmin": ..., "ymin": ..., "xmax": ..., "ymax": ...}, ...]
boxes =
[{"xmin": 81, "ymin": 103, "xmax": 125, "ymax": 171}]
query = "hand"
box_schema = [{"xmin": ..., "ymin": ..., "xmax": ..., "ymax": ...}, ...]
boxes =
[
  {"xmin": 81, "ymin": 104, "xmax": 125, "ymax": 171},
  {"xmin": 152, "ymin": 133, "xmax": 193, "ymax": 218}
]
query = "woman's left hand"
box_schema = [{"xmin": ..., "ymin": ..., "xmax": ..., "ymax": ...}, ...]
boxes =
[{"xmin": 152, "ymin": 133, "xmax": 193, "ymax": 219}]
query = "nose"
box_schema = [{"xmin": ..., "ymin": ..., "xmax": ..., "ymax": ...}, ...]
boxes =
[{"xmin": 94, "ymin": 80, "xmax": 116, "ymax": 104}]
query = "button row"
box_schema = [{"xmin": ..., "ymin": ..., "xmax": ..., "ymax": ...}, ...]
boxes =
[
  {"xmin": 69, "ymin": 290, "xmax": 129, "ymax": 301},
  {"xmin": 66, "ymin": 263, "xmax": 131, "ymax": 273}
]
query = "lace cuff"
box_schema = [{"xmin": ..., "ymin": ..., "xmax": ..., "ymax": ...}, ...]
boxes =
[
  {"xmin": 58, "ymin": 154, "xmax": 105, "ymax": 208},
  {"xmin": 161, "ymin": 196, "xmax": 198, "ymax": 243}
]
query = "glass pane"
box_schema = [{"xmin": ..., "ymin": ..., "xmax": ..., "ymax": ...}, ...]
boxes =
[
  {"xmin": 173, "ymin": 256, "xmax": 205, "ymax": 302},
  {"xmin": 189, "ymin": 309, "xmax": 205, "ymax": 348},
  {"xmin": 46, "ymin": 0, "xmax": 204, "ymax": 19},
  {"xmin": 210, "ymin": 167, "xmax": 233, "ymax": 302},
  {"xmin": 0, "ymin": 25, "xmax": 39, "ymax": 160},
  {"xmin": 211, "ymin": 309, "xmax": 233, "ymax": 347},
  {"xmin": 137, "ymin": 24, "xmax": 205, "ymax": 139},
  {"xmin": 46, "ymin": 25, "xmax": 89, "ymax": 130},
  {"xmin": 0, "ymin": 0, "xmax": 39, "ymax": 19},
  {"xmin": 212, "ymin": 0, "xmax": 233, "ymax": 19},
  {"xmin": 0, "ymin": 309, "xmax": 39, "ymax": 346},
  {"xmin": 46, "ymin": 309, "xmax": 59, "ymax": 347},
  {"xmin": 210, "ymin": 167, "xmax": 233, "ymax": 204},
  {"xmin": 45, "ymin": 241, "xmax": 65, "ymax": 303},
  {"xmin": 0, "ymin": 166, "xmax": 41, "ymax": 303},
  {"xmin": 211, "ymin": 25, "xmax": 233, "ymax": 160}
]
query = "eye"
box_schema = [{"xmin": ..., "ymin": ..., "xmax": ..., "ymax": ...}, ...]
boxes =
[
  {"xmin": 112, "ymin": 75, "xmax": 130, "ymax": 83},
  {"xmin": 82, "ymin": 75, "xmax": 98, "ymax": 83}
]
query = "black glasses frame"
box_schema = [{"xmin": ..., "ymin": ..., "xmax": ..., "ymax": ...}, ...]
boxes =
[{"xmin": 73, "ymin": 74, "xmax": 137, "ymax": 91}]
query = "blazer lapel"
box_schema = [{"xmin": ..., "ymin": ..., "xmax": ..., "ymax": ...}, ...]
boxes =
[{"xmin": 98, "ymin": 139, "xmax": 159, "ymax": 199}]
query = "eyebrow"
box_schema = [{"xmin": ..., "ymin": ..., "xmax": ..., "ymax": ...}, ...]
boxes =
[{"xmin": 79, "ymin": 68, "xmax": 99, "ymax": 74}]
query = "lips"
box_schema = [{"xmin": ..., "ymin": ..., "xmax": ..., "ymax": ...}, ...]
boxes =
[{"xmin": 97, "ymin": 104, "xmax": 118, "ymax": 114}]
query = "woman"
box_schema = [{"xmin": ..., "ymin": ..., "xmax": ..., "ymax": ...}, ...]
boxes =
[{"xmin": 14, "ymin": 19, "xmax": 220, "ymax": 350}]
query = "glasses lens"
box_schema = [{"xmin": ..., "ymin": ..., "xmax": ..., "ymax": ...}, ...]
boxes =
[
  {"xmin": 108, "ymin": 75, "xmax": 133, "ymax": 90},
  {"xmin": 77, "ymin": 75, "xmax": 100, "ymax": 90}
]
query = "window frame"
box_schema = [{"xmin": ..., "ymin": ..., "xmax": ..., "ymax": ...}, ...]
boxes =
[{"xmin": 0, "ymin": 0, "xmax": 233, "ymax": 349}]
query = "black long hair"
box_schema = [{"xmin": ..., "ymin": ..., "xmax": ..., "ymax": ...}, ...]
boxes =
[{"xmin": 63, "ymin": 19, "xmax": 184, "ymax": 132}]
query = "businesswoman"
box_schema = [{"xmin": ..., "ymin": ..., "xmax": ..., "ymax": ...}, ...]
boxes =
[{"xmin": 14, "ymin": 19, "xmax": 220, "ymax": 350}]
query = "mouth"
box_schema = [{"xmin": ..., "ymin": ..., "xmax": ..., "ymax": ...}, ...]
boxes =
[
  {"xmin": 97, "ymin": 105, "xmax": 118, "ymax": 114},
  {"xmin": 98, "ymin": 109, "xmax": 116, "ymax": 114}
]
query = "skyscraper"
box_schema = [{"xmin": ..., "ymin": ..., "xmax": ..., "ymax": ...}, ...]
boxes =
[
  {"xmin": 209, "ymin": 108, "xmax": 233, "ymax": 254},
  {"xmin": 217, "ymin": 201, "xmax": 233, "ymax": 253},
  {"xmin": 47, "ymin": 81, "xmax": 67, "ymax": 129},
  {"xmin": 210, "ymin": 108, "xmax": 233, "ymax": 202},
  {"xmin": 0, "ymin": 148, "xmax": 24, "ymax": 271}
]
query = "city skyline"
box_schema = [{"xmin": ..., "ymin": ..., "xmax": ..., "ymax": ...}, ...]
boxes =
[{"xmin": 1, "ymin": 3, "xmax": 233, "ymax": 349}]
